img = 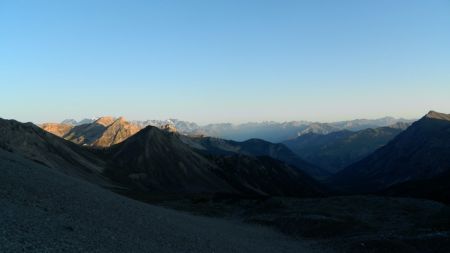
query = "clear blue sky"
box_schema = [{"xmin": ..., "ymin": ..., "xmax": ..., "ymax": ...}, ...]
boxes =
[{"xmin": 1, "ymin": 0, "xmax": 449, "ymax": 124}]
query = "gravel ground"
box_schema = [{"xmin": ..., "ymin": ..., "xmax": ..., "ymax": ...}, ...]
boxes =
[{"xmin": 0, "ymin": 150, "xmax": 329, "ymax": 253}]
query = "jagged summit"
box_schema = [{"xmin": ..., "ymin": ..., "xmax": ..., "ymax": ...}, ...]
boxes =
[
  {"xmin": 135, "ymin": 125, "xmax": 161, "ymax": 135},
  {"xmin": 42, "ymin": 115, "xmax": 415, "ymax": 149},
  {"xmin": 105, "ymin": 125, "xmax": 234, "ymax": 193},
  {"xmin": 94, "ymin": 116, "xmax": 117, "ymax": 127},
  {"xmin": 283, "ymin": 125, "xmax": 405, "ymax": 173},
  {"xmin": 105, "ymin": 125, "xmax": 325, "ymax": 196},
  {"xmin": 40, "ymin": 122, "xmax": 73, "ymax": 137},
  {"xmin": 40, "ymin": 116, "xmax": 140, "ymax": 147},
  {"xmin": 424, "ymin": 110, "xmax": 450, "ymax": 121},
  {"xmin": 330, "ymin": 110, "xmax": 450, "ymax": 193},
  {"xmin": 107, "ymin": 116, "xmax": 128, "ymax": 127},
  {"xmin": 180, "ymin": 135, "xmax": 330, "ymax": 180},
  {"xmin": 92, "ymin": 117, "xmax": 140, "ymax": 147}
]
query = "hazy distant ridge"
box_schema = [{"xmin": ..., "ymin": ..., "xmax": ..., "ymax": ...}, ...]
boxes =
[{"xmin": 58, "ymin": 116, "xmax": 414, "ymax": 142}]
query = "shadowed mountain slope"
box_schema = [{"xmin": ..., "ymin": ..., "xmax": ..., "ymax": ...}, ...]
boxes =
[
  {"xmin": 10, "ymin": 118, "xmax": 325, "ymax": 197},
  {"xmin": 330, "ymin": 111, "xmax": 450, "ymax": 193},
  {"xmin": 283, "ymin": 126, "xmax": 406, "ymax": 173},
  {"xmin": 104, "ymin": 126, "xmax": 325, "ymax": 196},
  {"xmin": 0, "ymin": 149, "xmax": 320, "ymax": 253},
  {"xmin": 105, "ymin": 126, "xmax": 233, "ymax": 193},
  {"xmin": 180, "ymin": 136, "xmax": 330, "ymax": 180},
  {"xmin": 210, "ymin": 155, "xmax": 325, "ymax": 197},
  {"xmin": 2, "ymin": 118, "xmax": 449, "ymax": 252},
  {"xmin": 0, "ymin": 118, "xmax": 110, "ymax": 186}
]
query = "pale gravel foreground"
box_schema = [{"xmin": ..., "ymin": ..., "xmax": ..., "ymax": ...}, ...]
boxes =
[{"xmin": 0, "ymin": 150, "xmax": 329, "ymax": 253}]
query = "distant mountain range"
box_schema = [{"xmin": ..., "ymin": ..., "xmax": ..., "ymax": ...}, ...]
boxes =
[
  {"xmin": 40, "ymin": 115, "xmax": 415, "ymax": 180},
  {"xmin": 180, "ymin": 136, "xmax": 330, "ymax": 180},
  {"xmin": 3, "ymin": 117, "xmax": 324, "ymax": 197},
  {"xmin": 283, "ymin": 123, "xmax": 409, "ymax": 173},
  {"xmin": 35, "ymin": 111, "xmax": 450, "ymax": 204},
  {"xmin": 2, "ymin": 110, "xmax": 450, "ymax": 252},
  {"xmin": 330, "ymin": 111, "xmax": 450, "ymax": 199},
  {"xmin": 42, "ymin": 117, "xmax": 141, "ymax": 147},
  {"xmin": 104, "ymin": 126, "xmax": 324, "ymax": 196},
  {"xmin": 53, "ymin": 116, "xmax": 414, "ymax": 143},
  {"xmin": 193, "ymin": 117, "xmax": 413, "ymax": 142},
  {"xmin": 42, "ymin": 117, "xmax": 330, "ymax": 180}
]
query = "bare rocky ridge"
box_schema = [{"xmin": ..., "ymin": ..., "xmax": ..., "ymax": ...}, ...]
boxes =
[
  {"xmin": 0, "ymin": 119, "xmax": 110, "ymax": 186},
  {"xmin": 40, "ymin": 118, "xmax": 329, "ymax": 182},
  {"xmin": 105, "ymin": 126, "xmax": 234, "ymax": 193},
  {"xmin": 40, "ymin": 123, "xmax": 73, "ymax": 137},
  {"xmin": 180, "ymin": 135, "xmax": 330, "ymax": 180},
  {"xmin": 2, "ymin": 114, "xmax": 450, "ymax": 252},
  {"xmin": 42, "ymin": 117, "xmax": 142, "ymax": 147},
  {"xmin": 92, "ymin": 117, "xmax": 141, "ymax": 147},
  {"xmin": 425, "ymin": 110, "xmax": 450, "ymax": 121},
  {"xmin": 283, "ymin": 126, "xmax": 406, "ymax": 173},
  {"xmin": 104, "ymin": 126, "xmax": 324, "ymax": 196},
  {"xmin": 94, "ymin": 116, "xmax": 116, "ymax": 126},
  {"xmin": 330, "ymin": 111, "xmax": 450, "ymax": 193},
  {"xmin": 12, "ymin": 118, "xmax": 325, "ymax": 197},
  {"xmin": 54, "ymin": 116, "xmax": 414, "ymax": 143},
  {"xmin": 209, "ymin": 155, "xmax": 325, "ymax": 197}
]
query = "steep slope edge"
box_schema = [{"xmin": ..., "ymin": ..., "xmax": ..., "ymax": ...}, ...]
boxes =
[
  {"xmin": 283, "ymin": 126, "xmax": 405, "ymax": 173},
  {"xmin": 104, "ymin": 126, "xmax": 325, "ymax": 197},
  {"xmin": 329, "ymin": 111, "xmax": 450, "ymax": 193},
  {"xmin": 180, "ymin": 136, "xmax": 330, "ymax": 180},
  {"xmin": 0, "ymin": 118, "xmax": 110, "ymax": 186}
]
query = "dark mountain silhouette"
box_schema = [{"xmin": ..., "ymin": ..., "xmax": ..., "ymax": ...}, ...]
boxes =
[
  {"xmin": 210, "ymin": 155, "xmax": 325, "ymax": 197},
  {"xmin": 283, "ymin": 126, "xmax": 406, "ymax": 173},
  {"xmin": 104, "ymin": 126, "xmax": 233, "ymax": 193},
  {"xmin": 63, "ymin": 120, "xmax": 107, "ymax": 145},
  {"xmin": 0, "ymin": 118, "xmax": 110, "ymax": 186},
  {"xmin": 104, "ymin": 126, "xmax": 325, "ymax": 196},
  {"xmin": 330, "ymin": 111, "xmax": 450, "ymax": 193},
  {"xmin": 3, "ymin": 116, "xmax": 450, "ymax": 251},
  {"xmin": 3, "ymin": 117, "xmax": 325, "ymax": 198},
  {"xmin": 180, "ymin": 136, "xmax": 330, "ymax": 180}
]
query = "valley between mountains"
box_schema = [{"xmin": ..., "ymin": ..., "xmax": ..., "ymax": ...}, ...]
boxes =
[{"xmin": 1, "ymin": 111, "xmax": 450, "ymax": 252}]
